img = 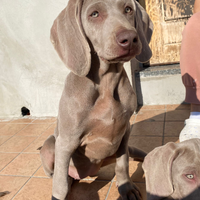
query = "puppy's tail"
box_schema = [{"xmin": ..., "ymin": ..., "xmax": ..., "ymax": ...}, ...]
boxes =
[{"xmin": 128, "ymin": 146, "xmax": 147, "ymax": 162}]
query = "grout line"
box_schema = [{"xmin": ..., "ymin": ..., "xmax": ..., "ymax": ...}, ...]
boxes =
[
  {"xmin": 132, "ymin": 135, "xmax": 163, "ymax": 137},
  {"xmin": 0, "ymin": 174, "xmax": 32, "ymax": 178},
  {"xmin": 0, "ymin": 122, "xmax": 54, "ymax": 175},
  {"xmin": 31, "ymin": 164, "xmax": 43, "ymax": 177},
  {"xmin": 0, "ymin": 135, "xmax": 13, "ymax": 147},
  {"xmin": 105, "ymin": 177, "xmax": 115, "ymax": 200},
  {"xmin": 0, "ymin": 151, "xmax": 40, "ymax": 174},
  {"xmin": 0, "ymin": 152, "xmax": 39, "ymax": 174},
  {"xmin": 0, "ymin": 121, "xmax": 55, "ymax": 199},
  {"xmin": 0, "ymin": 174, "xmax": 50, "ymax": 179},
  {"xmin": 0, "ymin": 123, "xmax": 37, "ymax": 172},
  {"xmin": 9, "ymin": 161, "xmax": 51, "ymax": 199},
  {"xmin": 21, "ymin": 123, "xmax": 53, "ymax": 153},
  {"xmin": 0, "ymin": 151, "xmax": 40, "ymax": 154},
  {"xmin": 11, "ymin": 177, "xmax": 32, "ymax": 200},
  {"xmin": 0, "ymin": 153, "xmax": 20, "ymax": 173},
  {"xmin": 0, "ymin": 124, "xmax": 30, "ymax": 147}
]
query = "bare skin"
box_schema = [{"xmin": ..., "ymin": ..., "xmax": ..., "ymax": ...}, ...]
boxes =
[
  {"xmin": 193, "ymin": 0, "xmax": 200, "ymax": 13},
  {"xmin": 190, "ymin": 0, "xmax": 200, "ymax": 112}
]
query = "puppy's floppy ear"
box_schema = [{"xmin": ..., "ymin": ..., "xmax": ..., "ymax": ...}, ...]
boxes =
[
  {"xmin": 134, "ymin": 1, "xmax": 153, "ymax": 63},
  {"xmin": 50, "ymin": 0, "xmax": 91, "ymax": 76},
  {"xmin": 142, "ymin": 142, "xmax": 179, "ymax": 200}
]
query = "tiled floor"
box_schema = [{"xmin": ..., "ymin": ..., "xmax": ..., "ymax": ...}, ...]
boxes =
[{"xmin": 0, "ymin": 104, "xmax": 190, "ymax": 200}]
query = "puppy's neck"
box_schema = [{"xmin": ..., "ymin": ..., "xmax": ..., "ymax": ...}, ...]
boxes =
[{"xmin": 87, "ymin": 52, "xmax": 124, "ymax": 84}]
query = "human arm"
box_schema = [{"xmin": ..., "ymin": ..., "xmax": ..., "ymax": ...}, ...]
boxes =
[{"xmin": 193, "ymin": 0, "xmax": 200, "ymax": 13}]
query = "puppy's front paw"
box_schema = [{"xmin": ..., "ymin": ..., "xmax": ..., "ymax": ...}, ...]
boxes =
[{"xmin": 118, "ymin": 182, "xmax": 142, "ymax": 200}]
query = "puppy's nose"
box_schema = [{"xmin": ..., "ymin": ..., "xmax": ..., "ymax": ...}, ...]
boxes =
[{"xmin": 116, "ymin": 30, "xmax": 139, "ymax": 50}]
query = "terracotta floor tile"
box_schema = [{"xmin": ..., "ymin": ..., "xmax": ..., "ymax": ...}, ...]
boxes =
[
  {"xmin": 113, "ymin": 160, "xmax": 144, "ymax": 181},
  {"xmin": 16, "ymin": 123, "xmax": 51, "ymax": 136},
  {"xmin": 105, "ymin": 181, "xmax": 121, "ymax": 200},
  {"xmin": 164, "ymin": 122, "xmax": 184, "ymax": 137},
  {"xmin": 129, "ymin": 161, "xmax": 145, "ymax": 183},
  {"xmin": 135, "ymin": 110, "xmax": 165, "ymax": 122},
  {"xmin": 134, "ymin": 182, "xmax": 147, "ymax": 200},
  {"xmin": 86, "ymin": 163, "xmax": 116, "ymax": 181},
  {"xmin": 68, "ymin": 179, "xmax": 111, "ymax": 200},
  {"xmin": 23, "ymin": 137, "xmax": 45, "ymax": 153},
  {"xmin": 13, "ymin": 177, "xmax": 52, "ymax": 200},
  {"xmin": 0, "ymin": 124, "xmax": 28, "ymax": 136},
  {"xmin": 10, "ymin": 118, "xmax": 34, "ymax": 124},
  {"xmin": 0, "ymin": 136, "xmax": 37, "ymax": 153},
  {"xmin": 0, "ymin": 135, "xmax": 12, "ymax": 145},
  {"xmin": 0, "ymin": 123, "xmax": 7, "ymax": 129},
  {"xmin": 138, "ymin": 105, "xmax": 166, "ymax": 110},
  {"xmin": 40, "ymin": 123, "xmax": 56, "ymax": 137},
  {"xmin": 23, "ymin": 135, "xmax": 48, "ymax": 153},
  {"xmin": 0, "ymin": 153, "xmax": 19, "ymax": 171},
  {"xmin": 0, "ymin": 153, "xmax": 41, "ymax": 176},
  {"xmin": 0, "ymin": 176, "xmax": 29, "ymax": 200},
  {"xmin": 106, "ymin": 181, "xmax": 146, "ymax": 200},
  {"xmin": 96, "ymin": 163, "xmax": 116, "ymax": 181},
  {"xmin": 166, "ymin": 104, "xmax": 190, "ymax": 110},
  {"xmin": 33, "ymin": 166, "xmax": 49, "ymax": 178},
  {"xmin": 163, "ymin": 137, "xmax": 179, "ymax": 145},
  {"xmin": 129, "ymin": 115, "xmax": 136, "ymax": 125},
  {"xmin": 24, "ymin": 124, "xmax": 56, "ymax": 153},
  {"xmin": 131, "ymin": 121, "xmax": 164, "ymax": 136},
  {"xmin": 32, "ymin": 117, "xmax": 57, "ymax": 124},
  {"xmin": 166, "ymin": 110, "xmax": 190, "ymax": 121},
  {"xmin": 128, "ymin": 136, "xmax": 163, "ymax": 153}
]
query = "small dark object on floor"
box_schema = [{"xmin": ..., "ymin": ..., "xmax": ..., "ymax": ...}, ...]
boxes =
[
  {"xmin": 21, "ymin": 107, "xmax": 30, "ymax": 116},
  {"xmin": 0, "ymin": 191, "xmax": 10, "ymax": 197},
  {"xmin": 37, "ymin": 146, "xmax": 42, "ymax": 150}
]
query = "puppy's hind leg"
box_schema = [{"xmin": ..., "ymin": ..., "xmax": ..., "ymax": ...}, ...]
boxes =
[
  {"xmin": 128, "ymin": 146, "xmax": 147, "ymax": 162},
  {"xmin": 40, "ymin": 135, "xmax": 55, "ymax": 177}
]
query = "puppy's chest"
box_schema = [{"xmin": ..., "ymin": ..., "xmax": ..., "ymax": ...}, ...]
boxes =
[{"xmin": 81, "ymin": 88, "xmax": 133, "ymax": 160}]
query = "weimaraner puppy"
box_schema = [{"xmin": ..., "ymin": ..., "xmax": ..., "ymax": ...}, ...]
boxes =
[
  {"xmin": 40, "ymin": 0, "xmax": 153, "ymax": 199},
  {"xmin": 142, "ymin": 138, "xmax": 200, "ymax": 200}
]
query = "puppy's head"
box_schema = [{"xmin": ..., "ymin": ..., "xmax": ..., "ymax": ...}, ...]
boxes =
[
  {"xmin": 51, "ymin": 0, "xmax": 153, "ymax": 76},
  {"xmin": 142, "ymin": 139, "xmax": 200, "ymax": 200},
  {"xmin": 81, "ymin": 0, "xmax": 153, "ymax": 63}
]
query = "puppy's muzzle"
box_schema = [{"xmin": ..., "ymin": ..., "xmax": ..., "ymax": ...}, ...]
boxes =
[{"xmin": 116, "ymin": 30, "xmax": 139, "ymax": 50}]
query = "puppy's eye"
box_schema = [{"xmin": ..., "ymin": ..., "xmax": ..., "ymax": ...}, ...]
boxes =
[
  {"xmin": 186, "ymin": 174, "xmax": 194, "ymax": 179},
  {"xmin": 125, "ymin": 6, "xmax": 132, "ymax": 13},
  {"xmin": 90, "ymin": 11, "xmax": 99, "ymax": 18}
]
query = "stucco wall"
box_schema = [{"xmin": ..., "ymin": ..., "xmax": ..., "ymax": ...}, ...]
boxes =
[
  {"xmin": 0, "ymin": 0, "xmax": 184, "ymax": 118},
  {"xmin": 0, "ymin": 0, "xmax": 70, "ymax": 118}
]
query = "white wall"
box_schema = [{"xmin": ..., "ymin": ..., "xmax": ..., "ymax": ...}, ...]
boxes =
[
  {"xmin": 0, "ymin": 0, "xmax": 70, "ymax": 118},
  {"xmin": 0, "ymin": 0, "xmax": 184, "ymax": 118}
]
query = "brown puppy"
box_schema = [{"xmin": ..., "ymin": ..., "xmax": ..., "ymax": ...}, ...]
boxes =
[{"xmin": 40, "ymin": 0, "xmax": 153, "ymax": 199}]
